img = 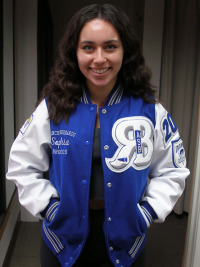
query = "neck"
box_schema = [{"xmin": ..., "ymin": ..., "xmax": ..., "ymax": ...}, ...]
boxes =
[{"xmin": 86, "ymin": 80, "xmax": 117, "ymax": 108}]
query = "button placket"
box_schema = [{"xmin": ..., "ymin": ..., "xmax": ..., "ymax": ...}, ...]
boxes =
[{"xmin": 101, "ymin": 107, "xmax": 114, "ymax": 255}]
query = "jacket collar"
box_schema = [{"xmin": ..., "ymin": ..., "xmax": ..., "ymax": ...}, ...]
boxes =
[{"xmin": 80, "ymin": 82, "xmax": 124, "ymax": 106}]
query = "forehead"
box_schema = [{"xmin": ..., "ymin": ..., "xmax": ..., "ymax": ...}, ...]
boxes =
[{"xmin": 78, "ymin": 19, "xmax": 121, "ymax": 42}]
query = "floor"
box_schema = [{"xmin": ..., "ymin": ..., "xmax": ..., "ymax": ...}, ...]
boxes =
[
  {"xmin": 6, "ymin": 212, "xmax": 188, "ymax": 267},
  {"xmin": 7, "ymin": 222, "xmax": 41, "ymax": 267}
]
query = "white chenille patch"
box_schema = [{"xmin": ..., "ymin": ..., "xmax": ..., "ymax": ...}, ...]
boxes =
[
  {"xmin": 161, "ymin": 112, "xmax": 178, "ymax": 148},
  {"xmin": 19, "ymin": 114, "xmax": 34, "ymax": 137},
  {"xmin": 172, "ymin": 138, "xmax": 186, "ymax": 168},
  {"xmin": 106, "ymin": 116, "xmax": 154, "ymax": 172}
]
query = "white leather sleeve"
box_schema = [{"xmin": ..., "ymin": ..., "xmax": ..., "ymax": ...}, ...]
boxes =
[
  {"xmin": 6, "ymin": 100, "xmax": 59, "ymax": 219},
  {"xmin": 143, "ymin": 103, "xmax": 190, "ymax": 222}
]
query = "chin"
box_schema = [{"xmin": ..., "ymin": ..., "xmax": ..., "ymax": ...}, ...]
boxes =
[{"xmin": 92, "ymin": 79, "xmax": 116, "ymax": 88}]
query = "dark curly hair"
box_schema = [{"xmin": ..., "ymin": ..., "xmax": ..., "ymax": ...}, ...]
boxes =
[{"xmin": 38, "ymin": 4, "xmax": 157, "ymax": 124}]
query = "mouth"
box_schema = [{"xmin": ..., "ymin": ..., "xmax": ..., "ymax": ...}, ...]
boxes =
[{"xmin": 91, "ymin": 67, "xmax": 111, "ymax": 74}]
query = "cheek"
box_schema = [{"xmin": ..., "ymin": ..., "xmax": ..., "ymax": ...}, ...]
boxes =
[
  {"xmin": 111, "ymin": 51, "xmax": 124, "ymax": 66},
  {"xmin": 77, "ymin": 54, "xmax": 89, "ymax": 71}
]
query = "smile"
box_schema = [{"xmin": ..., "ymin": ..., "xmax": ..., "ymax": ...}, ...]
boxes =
[{"xmin": 91, "ymin": 68, "xmax": 110, "ymax": 74}]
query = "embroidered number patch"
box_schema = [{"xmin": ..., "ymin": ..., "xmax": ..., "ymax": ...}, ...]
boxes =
[
  {"xmin": 161, "ymin": 112, "xmax": 178, "ymax": 147},
  {"xmin": 105, "ymin": 117, "xmax": 154, "ymax": 172}
]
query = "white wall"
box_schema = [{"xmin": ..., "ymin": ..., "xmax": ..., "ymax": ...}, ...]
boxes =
[
  {"xmin": 0, "ymin": 0, "xmax": 38, "ymax": 263},
  {"xmin": 1, "ymin": 0, "xmax": 39, "ymax": 264},
  {"xmin": 3, "ymin": 0, "xmax": 15, "ymax": 208},
  {"xmin": 0, "ymin": 2, "xmax": 21, "ymax": 266},
  {"xmin": 143, "ymin": 0, "xmax": 165, "ymax": 92},
  {"xmin": 14, "ymin": 0, "xmax": 38, "ymax": 221},
  {"xmin": 0, "ymin": 2, "xmax": 20, "ymax": 265},
  {"xmin": 15, "ymin": 0, "xmax": 38, "ymax": 132}
]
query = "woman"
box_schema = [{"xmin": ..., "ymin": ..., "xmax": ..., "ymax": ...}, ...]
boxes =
[{"xmin": 7, "ymin": 4, "xmax": 190, "ymax": 267}]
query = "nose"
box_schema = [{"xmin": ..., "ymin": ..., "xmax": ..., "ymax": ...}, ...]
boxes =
[{"xmin": 93, "ymin": 48, "xmax": 106, "ymax": 64}]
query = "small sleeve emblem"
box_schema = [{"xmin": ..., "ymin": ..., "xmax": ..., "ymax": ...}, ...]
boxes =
[
  {"xmin": 172, "ymin": 138, "xmax": 186, "ymax": 168},
  {"xmin": 19, "ymin": 114, "xmax": 34, "ymax": 137}
]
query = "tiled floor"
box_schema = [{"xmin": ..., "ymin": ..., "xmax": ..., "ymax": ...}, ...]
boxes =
[{"xmin": 7, "ymin": 212, "xmax": 188, "ymax": 267}]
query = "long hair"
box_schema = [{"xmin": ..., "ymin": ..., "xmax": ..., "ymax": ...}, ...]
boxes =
[{"xmin": 38, "ymin": 4, "xmax": 157, "ymax": 124}]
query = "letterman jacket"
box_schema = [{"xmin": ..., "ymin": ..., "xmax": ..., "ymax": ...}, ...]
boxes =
[{"xmin": 7, "ymin": 85, "xmax": 190, "ymax": 267}]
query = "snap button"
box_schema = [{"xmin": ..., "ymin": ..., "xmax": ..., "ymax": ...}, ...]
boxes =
[
  {"xmin": 90, "ymin": 107, "xmax": 95, "ymax": 112},
  {"xmin": 116, "ymin": 259, "xmax": 120, "ymax": 264},
  {"xmin": 102, "ymin": 109, "xmax": 107, "ymax": 114},
  {"xmin": 108, "ymin": 217, "xmax": 112, "ymax": 222},
  {"xmin": 85, "ymin": 141, "xmax": 90, "ymax": 146},
  {"xmin": 82, "ymin": 179, "xmax": 87, "ymax": 185},
  {"xmin": 110, "ymin": 246, "xmax": 113, "ymax": 251},
  {"xmin": 107, "ymin": 182, "xmax": 112, "ymax": 188},
  {"xmin": 104, "ymin": 145, "xmax": 109, "ymax": 150}
]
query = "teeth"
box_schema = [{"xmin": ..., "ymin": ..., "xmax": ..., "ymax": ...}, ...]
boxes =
[{"xmin": 92, "ymin": 68, "xmax": 109, "ymax": 74}]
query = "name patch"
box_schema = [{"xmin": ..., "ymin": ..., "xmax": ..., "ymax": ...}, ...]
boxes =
[{"xmin": 51, "ymin": 129, "xmax": 76, "ymax": 155}]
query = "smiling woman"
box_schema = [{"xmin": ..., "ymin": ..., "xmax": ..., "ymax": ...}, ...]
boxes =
[{"xmin": 6, "ymin": 3, "xmax": 190, "ymax": 267}]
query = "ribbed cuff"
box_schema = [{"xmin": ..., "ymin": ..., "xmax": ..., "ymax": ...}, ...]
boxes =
[
  {"xmin": 40, "ymin": 198, "xmax": 60, "ymax": 221},
  {"xmin": 140, "ymin": 201, "xmax": 158, "ymax": 223}
]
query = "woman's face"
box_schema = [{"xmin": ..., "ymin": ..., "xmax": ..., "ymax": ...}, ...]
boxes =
[{"xmin": 76, "ymin": 19, "xmax": 124, "ymax": 93}]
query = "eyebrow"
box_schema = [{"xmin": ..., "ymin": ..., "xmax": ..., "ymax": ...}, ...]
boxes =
[{"xmin": 79, "ymin": 39, "xmax": 120, "ymax": 45}]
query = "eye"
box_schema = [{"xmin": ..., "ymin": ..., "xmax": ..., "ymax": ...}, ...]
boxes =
[
  {"xmin": 82, "ymin": 46, "xmax": 94, "ymax": 51},
  {"xmin": 105, "ymin": 44, "xmax": 117, "ymax": 51}
]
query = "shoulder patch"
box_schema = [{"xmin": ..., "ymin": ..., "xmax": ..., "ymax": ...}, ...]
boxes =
[
  {"xmin": 19, "ymin": 114, "xmax": 34, "ymax": 137},
  {"xmin": 172, "ymin": 138, "xmax": 186, "ymax": 168}
]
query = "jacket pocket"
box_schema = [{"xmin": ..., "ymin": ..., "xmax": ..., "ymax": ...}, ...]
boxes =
[
  {"xmin": 42, "ymin": 221, "xmax": 65, "ymax": 254},
  {"xmin": 137, "ymin": 203, "xmax": 152, "ymax": 229},
  {"xmin": 42, "ymin": 199, "xmax": 65, "ymax": 254},
  {"xmin": 128, "ymin": 235, "xmax": 145, "ymax": 259}
]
